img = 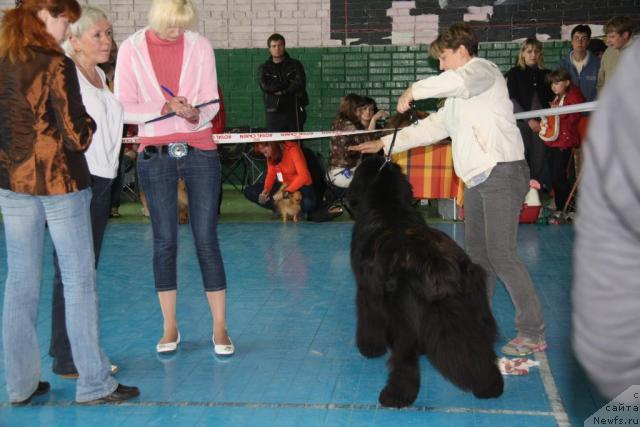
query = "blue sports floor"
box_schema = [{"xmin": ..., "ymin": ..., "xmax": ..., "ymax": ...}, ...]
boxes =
[{"xmin": 0, "ymin": 220, "xmax": 607, "ymax": 426}]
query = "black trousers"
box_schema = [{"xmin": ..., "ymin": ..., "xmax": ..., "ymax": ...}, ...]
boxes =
[
  {"xmin": 518, "ymin": 121, "xmax": 547, "ymax": 184},
  {"xmin": 265, "ymin": 109, "xmax": 306, "ymax": 132},
  {"xmin": 547, "ymin": 147, "xmax": 574, "ymax": 212},
  {"xmin": 244, "ymin": 181, "xmax": 317, "ymax": 214}
]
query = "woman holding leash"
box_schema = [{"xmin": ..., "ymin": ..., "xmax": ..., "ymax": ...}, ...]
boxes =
[{"xmin": 349, "ymin": 23, "xmax": 546, "ymax": 357}]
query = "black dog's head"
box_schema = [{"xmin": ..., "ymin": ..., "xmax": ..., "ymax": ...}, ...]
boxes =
[{"xmin": 346, "ymin": 156, "xmax": 414, "ymax": 218}]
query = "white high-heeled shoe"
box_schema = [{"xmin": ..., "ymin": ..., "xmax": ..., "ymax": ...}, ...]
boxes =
[
  {"xmin": 156, "ymin": 332, "xmax": 181, "ymax": 353},
  {"xmin": 212, "ymin": 335, "xmax": 234, "ymax": 356}
]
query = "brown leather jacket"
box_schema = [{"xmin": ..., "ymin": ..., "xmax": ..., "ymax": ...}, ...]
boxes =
[{"xmin": 0, "ymin": 47, "xmax": 96, "ymax": 195}]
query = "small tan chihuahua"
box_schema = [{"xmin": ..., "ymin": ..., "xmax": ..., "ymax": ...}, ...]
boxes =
[{"xmin": 274, "ymin": 189, "xmax": 303, "ymax": 222}]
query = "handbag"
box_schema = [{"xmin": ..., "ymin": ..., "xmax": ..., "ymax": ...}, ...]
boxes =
[{"xmin": 538, "ymin": 96, "xmax": 563, "ymax": 142}]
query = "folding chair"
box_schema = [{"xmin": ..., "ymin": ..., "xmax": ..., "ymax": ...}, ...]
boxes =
[
  {"xmin": 312, "ymin": 150, "xmax": 354, "ymax": 217},
  {"xmin": 220, "ymin": 126, "xmax": 266, "ymax": 192},
  {"xmin": 119, "ymin": 154, "xmax": 140, "ymax": 202},
  {"xmin": 220, "ymin": 141, "xmax": 247, "ymax": 192},
  {"xmin": 242, "ymin": 146, "xmax": 266, "ymax": 187},
  {"xmin": 325, "ymin": 168, "xmax": 354, "ymax": 217}
]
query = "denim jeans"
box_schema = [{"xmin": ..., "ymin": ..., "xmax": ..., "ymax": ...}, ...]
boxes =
[
  {"xmin": 463, "ymin": 161, "xmax": 545, "ymax": 340},
  {"xmin": 0, "ymin": 188, "xmax": 117, "ymax": 402},
  {"xmin": 137, "ymin": 148, "xmax": 227, "ymax": 292},
  {"xmin": 49, "ymin": 176, "xmax": 113, "ymax": 374}
]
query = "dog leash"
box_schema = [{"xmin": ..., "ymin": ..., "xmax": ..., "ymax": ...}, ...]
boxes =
[
  {"xmin": 378, "ymin": 127, "xmax": 399, "ymax": 172},
  {"xmin": 378, "ymin": 104, "xmax": 419, "ymax": 172}
]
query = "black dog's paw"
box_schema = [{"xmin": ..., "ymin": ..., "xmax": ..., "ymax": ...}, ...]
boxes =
[
  {"xmin": 472, "ymin": 374, "xmax": 504, "ymax": 399},
  {"xmin": 357, "ymin": 340, "xmax": 387, "ymax": 358},
  {"xmin": 378, "ymin": 384, "xmax": 417, "ymax": 408}
]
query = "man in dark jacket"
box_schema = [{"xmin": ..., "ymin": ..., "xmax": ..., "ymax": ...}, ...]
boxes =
[{"xmin": 258, "ymin": 33, "xmax": 309, "ymax": 132}]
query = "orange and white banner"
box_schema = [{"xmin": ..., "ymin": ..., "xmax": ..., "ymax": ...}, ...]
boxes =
[
  {"xmin": 122, "ymin": 128, "xmax": 388, "ymax": 145},
  {"xmin": 122, "ymin": 102, "xmax": 597, "ymax": 145}
]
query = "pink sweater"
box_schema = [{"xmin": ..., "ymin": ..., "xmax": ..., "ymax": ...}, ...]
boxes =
[
  {"xmin": 114, "ymin": 28, "xmax": 220, "ymax": 150},
  {"xmin": 146, "ymin": 30, "xmax": 183, "ymax": 102}
]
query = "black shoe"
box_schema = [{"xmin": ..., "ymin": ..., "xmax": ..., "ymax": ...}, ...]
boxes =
[
  {"xmin": 52, "ymin": 361, "xmax": 79, "ymax": 379},
  {"xmin": 308, "ymin": 205, "xmax": 343, "ymax": 222},
  {"xmin": 85, "ymin": 384, "xmax": 140, "ymax": 404},
  {"xmin": 11, "ymin": 381, "xmax": 50, "ymax": 406}
]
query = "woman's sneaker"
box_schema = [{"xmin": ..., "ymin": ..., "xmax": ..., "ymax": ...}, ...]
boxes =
[{"xmin": 501, "ymin": 336, "xmax": 548, "ymax": 357}]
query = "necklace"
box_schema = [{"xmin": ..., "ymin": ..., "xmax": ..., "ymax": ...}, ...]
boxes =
[{"xmin": 74, "ymin": 57, "xmax": 103, "ymax": 89}]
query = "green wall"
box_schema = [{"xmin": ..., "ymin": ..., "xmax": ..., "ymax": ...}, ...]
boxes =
[{"xmin": 215, "ymin": 41, "xmax": 570, "ymax": 153}]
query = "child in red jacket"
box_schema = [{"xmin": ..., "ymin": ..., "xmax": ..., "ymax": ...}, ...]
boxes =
[{"xmin": 540, "ymin": 68, "xmax": 585, "ymax": 216}]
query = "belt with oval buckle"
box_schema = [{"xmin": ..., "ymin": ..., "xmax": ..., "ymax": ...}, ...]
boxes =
[{"xmin": 168, "ymin": 142, "xmax": 189, "ymax": 159}]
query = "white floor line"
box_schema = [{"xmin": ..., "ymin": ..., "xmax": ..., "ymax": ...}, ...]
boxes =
[
  {"xmin": 0, "ymin": 400, "xmax": 556, "ymax": 418},
  {"xmin": 536, "ymin": 350, "xmax": 571, "ymax": 426}
]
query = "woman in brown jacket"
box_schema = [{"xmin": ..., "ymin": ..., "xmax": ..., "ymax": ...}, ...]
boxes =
[{"xmin": 0, "ymin": 0, "xmax": 138, "ymax": 404}]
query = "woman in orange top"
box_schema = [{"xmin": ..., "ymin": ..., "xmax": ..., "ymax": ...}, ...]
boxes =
[{"xmin": 244, "ymin": 141, "xmax": 317, "ymax": 215}]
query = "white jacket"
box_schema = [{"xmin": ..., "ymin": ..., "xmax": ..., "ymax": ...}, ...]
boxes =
[{"xmin": 382, "ymin": 57, "xmax": 524, "ymax": 186}]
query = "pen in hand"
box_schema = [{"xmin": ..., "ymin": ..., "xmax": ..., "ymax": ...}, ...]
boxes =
[
  {"xmin": 160, "ymin": 85, "xmax": 195, "ymax": 120},
  {"xmin": 161, "ymin": 85, "xmax": 176, "ymax": 98},
  {"xmin": 145, "ymin": 99, "xmax": 220, "ymax": 124}
]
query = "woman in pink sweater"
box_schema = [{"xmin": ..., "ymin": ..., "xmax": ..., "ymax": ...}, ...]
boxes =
[{"xmin": 114, "ymin": 0, "xmax": 233, "ymax": 357}]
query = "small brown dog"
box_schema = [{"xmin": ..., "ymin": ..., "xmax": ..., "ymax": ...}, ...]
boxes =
[
  {"xmin": 274, "ymin": 189, "xmax": 303, "ymax": 222},
  {"xmin": 177, "ymin": 178, "xmax": 189, "ymax": 224},
  {"xmin": 139, "ymin": 178, "xmax": 189, "ymax": 224}
]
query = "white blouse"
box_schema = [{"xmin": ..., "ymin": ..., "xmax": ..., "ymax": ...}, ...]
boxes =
[{"xmin": 77, "ymin": 66, "xmax": 124, "ymax": 179}]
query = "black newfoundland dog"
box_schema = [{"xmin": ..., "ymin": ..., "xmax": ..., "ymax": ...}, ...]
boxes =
[{"xmin": 347, "ymin": 156, "xmax": 504, "ymax": 408}]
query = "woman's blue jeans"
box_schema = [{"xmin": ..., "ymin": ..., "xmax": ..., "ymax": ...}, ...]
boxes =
[
  {"xmin": 0, "ymin": 188, "xmax": 117, "ymax": 403},
  {"xmin": 49, "ymin": 176, "xmax": 113, "ymax": 375},
  {"xmin": 137, "ymin": 148, "xmax": 227, "ymax": 292}
]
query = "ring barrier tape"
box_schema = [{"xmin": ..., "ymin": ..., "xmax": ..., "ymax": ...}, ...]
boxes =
[
  {"xmin": 121, "ymin": 101, "xmax": 598, "ymax": 145},
  {"xmin": 122, "ymin": 129, "xmax": 387, "ymax": 145},
  {"xmin": 513, "ymin": 101, "xmax": 597, "ymax": 120}
]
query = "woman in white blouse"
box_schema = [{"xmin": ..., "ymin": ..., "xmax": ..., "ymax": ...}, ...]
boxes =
[{"xmin": 49, "ymin": 6, "xmax": 124, "ymax": 378}]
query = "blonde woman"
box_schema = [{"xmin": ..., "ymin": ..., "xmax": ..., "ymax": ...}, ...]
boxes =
[
  {"xmin": 49, "ymin": 6, "xmax": 124, "ymax": 379},
  {"xmin": 114, "ymin": 0, "xmax": 233, "ymax": 356},
  {"xmin": 505, "ymin": 38, "xmax": 554, "ymax": 188}
]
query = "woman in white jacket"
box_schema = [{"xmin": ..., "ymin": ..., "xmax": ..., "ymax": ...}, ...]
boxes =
[{"xmin": 350, "ymin": 23, "xmax": 546, "ymax": 357}]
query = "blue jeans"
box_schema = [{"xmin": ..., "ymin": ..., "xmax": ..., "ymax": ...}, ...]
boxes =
[
  {"xmin": 50, "ymin": 176, "xmax": 113, "ymax": 374},
  {"xmin": 0, "ymin": 188, "xmax": 117, "ymax": 403},
  {"xmin": 137, "ymin": 148, "xmax": 227, "ymax": 292}
]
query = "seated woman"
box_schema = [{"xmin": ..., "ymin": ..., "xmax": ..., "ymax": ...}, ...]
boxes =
[
  {"xmin": 244, "ymin": 141, "xmax": 317, "ymax": 217},
  {"xmin": 359, "ymin": 96, "xmax": 389, "ymax": 132},
  {"xmin": 328, "ymin": 94, "xmax": 387, "ymax": 189}
]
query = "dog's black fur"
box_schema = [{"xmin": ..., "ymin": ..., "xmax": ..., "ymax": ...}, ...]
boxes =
[{"xmin": 347, "ymin": 156, "xmax": 504, "ymax": 408}]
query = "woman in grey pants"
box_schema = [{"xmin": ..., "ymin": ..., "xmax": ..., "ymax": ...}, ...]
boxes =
[{"xmin": 350, "ymin": 22, "xmax": 546, "ymax": 357}]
